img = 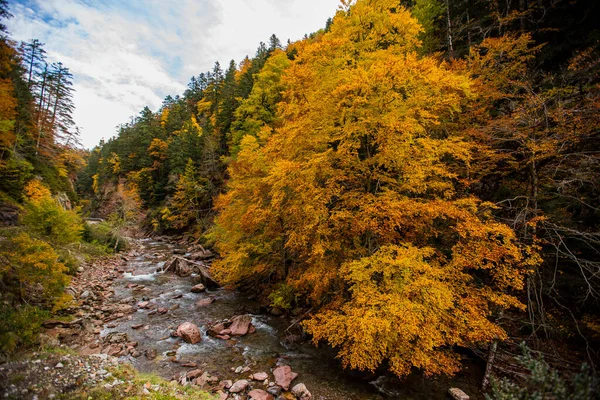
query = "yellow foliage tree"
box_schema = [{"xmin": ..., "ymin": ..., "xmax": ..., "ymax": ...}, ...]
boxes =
[
  {"xmin": 213, "ymin": 0, "xmax": 540, "ymax": 377},
  {"xmin": 22, "ymin": 179, "xmax": 83, "ymax": 245}
]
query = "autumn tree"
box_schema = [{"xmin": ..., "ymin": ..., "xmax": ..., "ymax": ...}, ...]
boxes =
[{"xmin": 213, "ymin": 0, "xmax": 539, "ymax": 377}]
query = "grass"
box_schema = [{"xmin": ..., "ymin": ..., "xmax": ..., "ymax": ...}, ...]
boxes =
[{"xmin": 66, "ymin": 364, "xmax": 217, "ymax": 400}]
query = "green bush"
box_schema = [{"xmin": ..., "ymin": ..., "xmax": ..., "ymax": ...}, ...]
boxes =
[
  {"xmin": 82, "ymin": 221, "xmax": 128, "ymax": 252},
  {"xmin": 0, "ymin": 157, "xmax": 33, "ymax": 200},
  {"xmin": 0, "ymin": 303, "xmax": 48, "ymax": 354},
  {"xmin": 486, "ymin": 343, "xmax": 598, "ymax": 400},
  {"xmin": 268, "ymin": 283, "xmax": 297, "ymax": 311},
  {"xmin": 22, "ymin": 197, "xmax": 83, "ymax": 245}
]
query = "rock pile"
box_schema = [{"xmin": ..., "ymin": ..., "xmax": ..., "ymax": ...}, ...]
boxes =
[
  {"xmin": 172, "ymin": 363, "xmax": 311, "ymax": 400},
  {"xmin": 207, "ymin": 315, "xmax": 256, "ymax": 340}
]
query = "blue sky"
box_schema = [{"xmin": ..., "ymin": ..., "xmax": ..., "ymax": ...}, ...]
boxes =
[{"xmin": 6, "ymin": 0, "xmax": 340, "ymax": 148}]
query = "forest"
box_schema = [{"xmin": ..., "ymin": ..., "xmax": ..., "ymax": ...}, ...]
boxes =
[{"xmin": 1, "ymin": 0, "xmax": 599, "ymax": 398}]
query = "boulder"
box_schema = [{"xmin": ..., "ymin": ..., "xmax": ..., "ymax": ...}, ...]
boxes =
[
  {"xmin": 137, "ymin": 301, "xmax": 149, "ymax": 309},
  {"xmin": 273, "ymin": 365, "xmax": 298, "ymax": 391},
  {"xmin": 104, "ymin": 345, "xmax": 122, "ymax": 356},
  {"xmin": 196, "ymin": 297, "xmax": 215, "ymax": 307},
  {"xmin": 220, "ymin": 380, "xmax": 233, "ymax": 389},
  {"xmin": 208, "ymin": 322, "xmax": 226, "ymax": 337},
  {"xmin": 186, "ymin": 369, "xmax": 204, "ymax": 379},
  {"xmin": 230, "ymin": 315, "xmax": 253, "ymax": 336},
  {"xmin": 449, "ymin": 388, "xmax": 470, "ymax": 400},
  {"xmin": 291, "ymin": 383, "xmax": 312, "ymax": 400},
  {"xmin": 248, "ymin": 389, "xmax": 274, "ymax": 400},
  {"xmin": 191, "ymin": 283, "xmax": 206, "ymax": 293},
  {"xmin": 177, "ymin": 322, "xmax": 202, "ymax": 344},
  {"xmin": 229, "ymin": 379, "xmax": 249, "ymax": 393},
  {"xmin": 252, "ymin": 372, "xmax": 269, "ymax": 381}
]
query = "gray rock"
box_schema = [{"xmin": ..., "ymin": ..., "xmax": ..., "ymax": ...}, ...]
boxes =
[
  {"xmin": 448, "ymin": 388, "xmax": 470, "ymax": 400},
  {"xmin": 191, "ymin": 283, "xmax": 206, "ymax": 293},
  {"xmin": 267, "ymin": 385, "xmax": 282, "ymax": 396},
  {"xmin": 291, "ymin": 383, "xmax": 312, "ymax": 400}
]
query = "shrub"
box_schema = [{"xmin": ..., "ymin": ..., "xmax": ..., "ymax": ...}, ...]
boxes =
[
  {"xmin": 486, "ymin": 343, "xmax": 598, "ymax": 400},
  {"xmin": 82, "ymin": 221, "xmax": 128, "ymax": 252},
  {"xmin": 0, "ymin": 303, "xmax": 48, "ymax": 354},
  {"xmin": 21, "ymin": 179, "xmax": 83, "ymax": 246},
  {"xmin": 0, "ymin": 231, "xmax": 71, "ymax": 355},
  {"xmin": 0, "ymin": 232, "xmax": 70, "ymax": 306},
  {"xmin": 22, "ymin": 197, "xmax": 83, "ymax": 245}
]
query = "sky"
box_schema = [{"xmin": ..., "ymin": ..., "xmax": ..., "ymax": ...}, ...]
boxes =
[{"xmin": 6, "ymin": 0, "xmax": 341, "ymax": 149}]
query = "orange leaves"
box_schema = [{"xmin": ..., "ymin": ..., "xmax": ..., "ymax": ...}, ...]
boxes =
[
  {"xmin": 148, "ymin": 138, "xmax": 168, "ymax": 160},
  {"xmin": 23, "ymin": 179, "xmax": 52, "ymax": 203},
  {"xmin": 212, "ymin": 0, "xmax": 540, "ymax": 378}
]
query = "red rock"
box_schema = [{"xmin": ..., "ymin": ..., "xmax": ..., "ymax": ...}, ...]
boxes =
[
  {"xmin": 137, "ymin": 301, "xmax": 149, "ymax": 309},
  {"xmin": 181, "ymin": 362, "xmax": 198, "ymax": 368},
  {"xmin": 248, "ymin": 389, "xmax": 274, "ymax": 400},
  {"xmin": 248, "ymin": 325, "xmax": 256, "ymax": 334},
  {"xmin": 196, "ymin": 297, "xmax": 215, "ymax": 307},
  {"xmin": 158, "ymin": 308, "xmax": 168, "ymax": 314},
  {"xmin": 208, "ymin": 323, "xmax": 226, "ymax": 337},
  {"xmin": 177, "ymin": 322, "xmax": 202, "ymax": 344},
  {"xmin": 229, "ymin": 379, "xmax": 249, "ymax": 393},
  {"xmin": 186, "ymin": 369, "xmax": 204, "ymax": 379},
  {"xmin": 215, "ymin": 334, "xmax": 230, "ymax": 340},
  {"xmin": 252, "ymin": 372, "xmax": 269, "ymax": 381},
  {"xmin": 273, "ymin": 365, "xmax": 298, "ymax": 390},
  {"xmin": 104, "ymin": 344, "xmax": 122, "ymax": 356},
  {"xmin": 229, "ymin": 315, "xmax": 252, "ymax": 336},
  {"xmin": 220, "ymin": 380, "xmax": 232, "ymax": 389},
  {"xmin": 131, "ymin": 324, "xmax": 144, "ymax": 330}
]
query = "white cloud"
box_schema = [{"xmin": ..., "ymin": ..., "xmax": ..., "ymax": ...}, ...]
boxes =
[{"xmin": 6, "ymin": 0, "xmax": 340, "ymax": 148}]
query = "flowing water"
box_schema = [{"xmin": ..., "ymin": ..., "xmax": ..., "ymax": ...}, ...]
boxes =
[{"xmin": 101, "ymin": 238, "xmax": 485, "ymax": 399}]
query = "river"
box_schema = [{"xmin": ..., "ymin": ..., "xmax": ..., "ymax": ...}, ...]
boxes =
[{"xmin": 100, "ymin": 238, "xmax": 485, "ymax": 399}]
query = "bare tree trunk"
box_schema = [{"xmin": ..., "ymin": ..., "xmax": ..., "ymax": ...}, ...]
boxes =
[
  {"xmin": 35, "ymin": 64, "xmax": 48, "ymax": 155},
  {"xmin": 445, "ymin": 0, "xmax": 455, "ymax": 59},
  {"xmin": 482, "ymin": 339, "xmax": 498, "ymax": 390}
]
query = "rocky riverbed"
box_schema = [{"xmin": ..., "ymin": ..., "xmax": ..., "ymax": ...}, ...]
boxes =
[{"xmin": 0, "ymin": 237, "xmax": 484, "ymax": 399}]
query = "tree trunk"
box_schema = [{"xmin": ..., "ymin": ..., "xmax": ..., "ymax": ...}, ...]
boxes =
[{"xmin": 445, "ymin": 0, "xmax": 455, "ymax": 59}]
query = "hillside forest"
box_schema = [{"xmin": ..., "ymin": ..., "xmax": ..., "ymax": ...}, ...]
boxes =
[{"xmin": 1, "ymin": 0, "xmax": 600, "ymax": 397}]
